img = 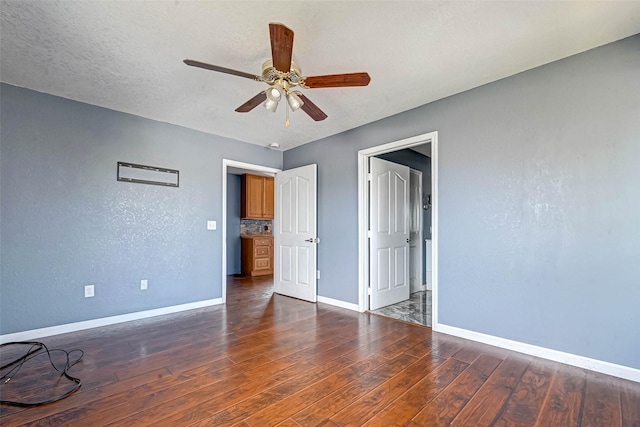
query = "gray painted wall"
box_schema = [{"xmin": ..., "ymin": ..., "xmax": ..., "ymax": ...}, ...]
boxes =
[
  {"xmin": 0, "ymin": 84, "xmax": 281, "ymax": 334},
  {"xmin": 226, "ymin": 174, "xmax": 241, "ymax": 274},
  {"xmin": 284, "ymin": 35, "xmax": 640, "ymax": 369}
]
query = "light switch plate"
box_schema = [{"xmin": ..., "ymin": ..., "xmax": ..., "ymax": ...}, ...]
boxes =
[
  {"xmin": 84, "ymin": 284, "xmax": 95, "ymax": 298},
  {"xmin": 141, "ymin": 279, "xmax": 148, "ymax": 290}
]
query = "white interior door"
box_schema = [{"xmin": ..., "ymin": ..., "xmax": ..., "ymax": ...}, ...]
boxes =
[
  {"xmin": 370, "ymin": 157, "xmax": 410, "ymax": 310},
  {"xmin": 274, "ymin": 164, "xmax": 317, "ymax": 302},
  {"xmin": 409, "ymin": 169, "xmax": 423, "ymax": 293}
]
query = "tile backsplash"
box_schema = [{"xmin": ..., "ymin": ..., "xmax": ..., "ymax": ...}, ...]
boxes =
[{"xmin": 241, "ymin": 219, "xmax": 273, "ymax": 235}]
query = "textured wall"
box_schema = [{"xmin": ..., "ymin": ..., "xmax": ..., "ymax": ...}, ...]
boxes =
[
  {"xmin": 0, "ymin": 84, "xmax": 282, "ymax": 334},
  {"xmin": 284, "ymin": 35, "xmax": 640, "ymax": 369}
]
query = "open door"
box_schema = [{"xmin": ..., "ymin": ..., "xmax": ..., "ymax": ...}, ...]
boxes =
[
  {"xmin": 274, "ymin": 164, "xmax": 318, "ymax": 302},
  {"xmin": 369, "ymin": 157, "xmax": 410, "ymax": 310}
]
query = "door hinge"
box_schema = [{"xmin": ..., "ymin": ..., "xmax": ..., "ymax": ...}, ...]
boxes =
[
  {"xmin": 367, "ymin": 230, "xmax": 372, "ymax": 238},
  {"xmin": 367, "ymin": 287, "xmax": 372, "ymax": 295},
  {"xmin": 367, "ymin": 173, "xmax": 372, "ymax": 182}
]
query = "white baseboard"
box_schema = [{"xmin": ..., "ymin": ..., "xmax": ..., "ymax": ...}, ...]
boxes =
[
  {"xmin": 317, "ymin": 295, "xmax": 360, "ymax": 312},
  {"xmin": 434, "ymin": 323, "xmax": 640, "ymax": 383},
  {"xmin": 0, "ymin": 298, "xmax": 224, "ymax": 344}
]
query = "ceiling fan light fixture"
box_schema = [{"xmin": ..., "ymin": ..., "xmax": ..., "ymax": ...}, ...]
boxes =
[
  {"xmin": 264, "ymin": 85, "xmax": 283, "ymax": 112},
  {"xmin": 263, "ymin": 97, "xmax": 278, "ymax": 112},
  {"xmin": 286, "ymin": 91, "xmax": 304, "ymax": 111},
  {"xmin": 266, "ymin": 86, "xmax": 281, "ymax": 102}
]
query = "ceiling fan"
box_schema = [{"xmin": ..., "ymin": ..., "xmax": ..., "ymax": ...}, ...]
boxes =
[{"xmin": 183, "ymin": 23, "xmax": 371, "ymax": 126}]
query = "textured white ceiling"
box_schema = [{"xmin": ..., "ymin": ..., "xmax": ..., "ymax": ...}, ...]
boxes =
[{"xmin": 2, "ymin": 1, "xmax": 639, "ymax": 150}]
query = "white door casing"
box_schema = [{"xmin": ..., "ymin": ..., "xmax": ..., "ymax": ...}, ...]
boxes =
[
  {"xmin": 409, "ymin": 169, "xmax": 423, "ymax": 293},
  {"xmin": 369, "ymin": 157, "xmax": 410, "ymax": 310},
  {"xmin": 274, "ymin": 164, "xmax": 318, "ymax": 302}
]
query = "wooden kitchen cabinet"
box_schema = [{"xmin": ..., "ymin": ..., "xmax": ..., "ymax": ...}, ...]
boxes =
[
  {"xmin": 241, "ymin": 236, "xmax": 273, "ymax": 276},
  {"xmin": 263, "ymin": 177, "xmax": 274, "ymax": 219},
  {"xmin": 241, "ymin": 174, "xmax": 274, "ymax": 219}
]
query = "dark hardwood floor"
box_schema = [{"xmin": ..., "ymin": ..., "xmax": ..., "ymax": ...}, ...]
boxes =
[{"xmin": 1, "ymin": 275, "xmax": 639, "ymax": 426}]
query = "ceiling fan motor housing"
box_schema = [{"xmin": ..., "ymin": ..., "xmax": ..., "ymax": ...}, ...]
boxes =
[{"xmin": 261, "ymin": 60, "xmax": 304, "ymax": 90}]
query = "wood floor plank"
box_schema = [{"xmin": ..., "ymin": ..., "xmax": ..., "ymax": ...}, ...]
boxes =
[
  {"xmin": 451, "ymin": 346, "xmax": 484, "ymax": 364},
  {"xmin": 451, "ymin": 354, "xmax": 532, "ymax": 426},
  {"xmin": 403, "ymin": 334, "xmax": 434, "ymax": 358},
  {"xmin": 23, "ymin": 354, "xmax": 287, "ymax": 426},
  {"xmin": 581, "ymin": 371, "xmax": 623, "ymax": 427},
  {"xmin": 172, "ymin": 356, "xmax": 357, "ymax": 426},
  {"xmin": 361, "ymin": 357, "xmax": 469, "ymax": 425},
  {"xmin": 273, "ymin": 419, "xmax": 303, "ymax": 427},
  {"xmin": 289, "ymin": 321, "xmax": 397, "ymax": 363},
  {"xmin": 2, "ymin": 366, "xmax": 174, "ymax": 426},
  {"xmin": 620, "ymin": 378, "xmax": 640, "ymax": 426},
  {"xmin": 410, "ymin": 353, "xmax": 503, "ymax": 426},
  {"xmin": 290, "ymin": 353, "xmax": 418, "ymax": 426},
  {"xmin": 535, "ymin": 365, "xmax": 586, "ymax": 427},
  {"xmin": 243, "ymin": 355, "xmax": 387, "ymax": 427},
  {"xmin": 104, "ymin": 360, "xmax": 315, "ymax": 426},
  {"xmin": 374, "ymin": 328, "xmax": 430, "ymax": 360},
  {"xmin": 2, "ymin": 275, "xmax": 639, "ymax": 427},
  {"xmin": 493, "ymin": 359, "xmax": 556, "ymax": 426},
  {"xmin": 329, "ymin": 352, "xmax": 445, "ymax": 426},
  {"xmin": 287, "ymin": 320, "xmax": 407, "ymax": 366}
]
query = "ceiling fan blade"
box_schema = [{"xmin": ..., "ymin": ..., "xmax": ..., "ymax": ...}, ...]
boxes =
[
  {"xmin": 183, "ymin": 59, "xmax": 259, "ymax": 80},
  {"xmin": 297, "ymin": 94, "xmax": 328, "ymax": 121},
  {"xmin": 303, "ymin": 72, "xmax": 371, "ymax": 88},
  {"xmin": 269, "ymin": 23, "xmax": 294, "ymax": 73},
  {"xmin": 235, "ymin": 92, "xmax": 267, "ymax": 113}
]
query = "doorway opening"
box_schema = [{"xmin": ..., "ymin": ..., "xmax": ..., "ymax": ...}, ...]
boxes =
[
  {"xmin": 357, "ymin": 131, "xmax": 438, "ymax": 328},
  {"xmin": 222, "ymin": 159, "xmax": 280, "ymax": 304},
  {"xmin": 223, "ymin": 160, "xmax": 319, "ymax": 306}
]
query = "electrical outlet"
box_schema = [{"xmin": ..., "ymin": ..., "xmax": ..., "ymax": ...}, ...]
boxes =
[
  {"xmin": 140, "ymin": 279, "xmax": 148, "ymax": 290},
  {"xmin": 84, "ymin": 284, "xmax": 95, "ymax": 298},
  {"xmin": 207, "ymin": 220, "xmax": 216, "ymax": 230}
]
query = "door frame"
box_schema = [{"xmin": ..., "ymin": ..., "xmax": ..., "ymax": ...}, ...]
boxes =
[
  {"xmin": 222, "ymin": 159, "xmax": 281, "ymax": 304},
  {"xmin": 409, "ymin": 168, "xmax": 424, "ymax": 294},
  {"xmin": 357, "ymin": 131, "xmax": 439, "ymax": 327}
]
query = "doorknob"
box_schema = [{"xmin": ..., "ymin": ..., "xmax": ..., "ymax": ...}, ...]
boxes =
[{"xmin": 305, "ymin": 237, "xmax": 320, "ymax": 243}]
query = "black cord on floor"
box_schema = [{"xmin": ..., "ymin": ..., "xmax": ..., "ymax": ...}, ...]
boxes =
[{"xmin": 0, "ymin": 341, "xmax": 83, "ymax": 407}]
